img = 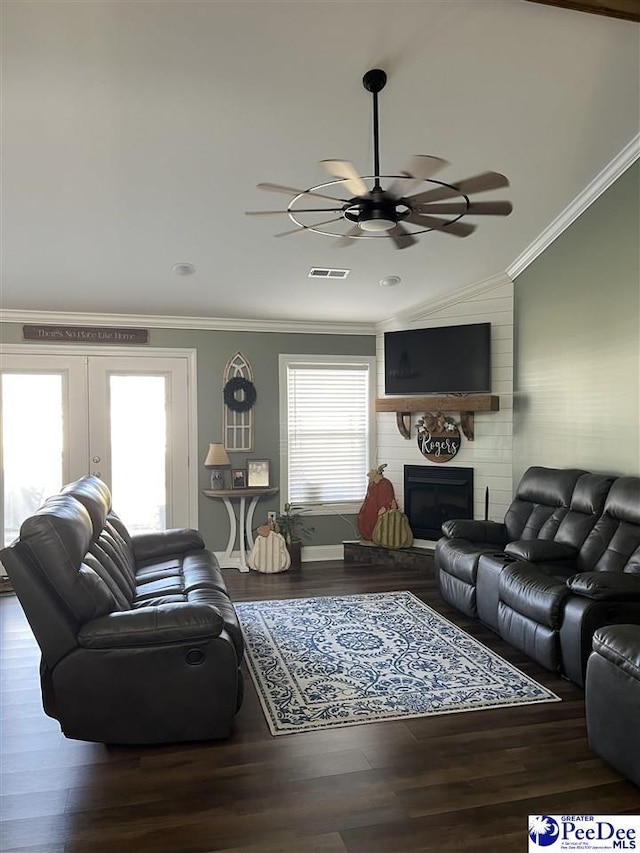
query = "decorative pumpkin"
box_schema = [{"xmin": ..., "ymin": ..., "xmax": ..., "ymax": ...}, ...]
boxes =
[
  {"xmin": 357, "ymin": 463, "xmax": 396, "ymax": 540},
  {"xmin": 247, "ymin": 523, "xmax": 291, "ymax": 573},
  {"xmin": 372, "ymin": 502, "xmax": 413, "ymax": 550}
]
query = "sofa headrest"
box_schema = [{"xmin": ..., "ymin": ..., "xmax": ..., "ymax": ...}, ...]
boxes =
[
  {"xmin": 60, "ymin": 476, "xmax": 111, "ymax": 541},
  {"xmin": 19, "ymin": 493, "xmax": 119, "ymax": 623},
  {"xmin": 603, "ymin": 477, "xmax": 640, "ymax": 526},
  {"xmin": 516, "ymin": 467, "xmax": 586, "ymax": 508},
  {"xmin": 570, "ymin": 473, "xmax": 614, "ymax": 515},
  {"xmin": 21, "ymin": 494, "xmax": 94, "ymax": 567}
]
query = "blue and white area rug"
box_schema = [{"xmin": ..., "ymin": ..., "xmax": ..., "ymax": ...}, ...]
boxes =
[{"xmin": 236, "ymin": 591, "xmax": 561, "ymax": 735}]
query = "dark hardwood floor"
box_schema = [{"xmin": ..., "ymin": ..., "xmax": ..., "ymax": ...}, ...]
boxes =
[{"xmin": 1, "ymin": 559, "xmax": 638, "ymax": 853}]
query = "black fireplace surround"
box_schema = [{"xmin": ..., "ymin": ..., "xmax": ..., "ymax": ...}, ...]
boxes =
[{"xmin": 404, "ymin": 465, "xmax": 474, "ymax": 540}]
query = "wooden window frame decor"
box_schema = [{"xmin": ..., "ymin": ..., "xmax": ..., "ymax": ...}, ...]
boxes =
[
  {"xmin": 246, "ymin": 459, "xmax": 270, "ymax": 489},
  {"xmin": 223, "ymin": 352, "xmax": 255, "ymax": 453},
  {"xmin": 231, "ymin": 468, "xmax": 247, "ymax": 489}
]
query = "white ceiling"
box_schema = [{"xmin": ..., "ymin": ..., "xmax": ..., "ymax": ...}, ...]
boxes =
[{"xmin": 2, "ymin": 1, "xmax": 639, "ymax": 329}]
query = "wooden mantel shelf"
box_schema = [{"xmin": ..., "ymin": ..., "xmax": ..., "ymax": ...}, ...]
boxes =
[{"xmin": 375, "ymin": 394, "xmax": 500, "ymax": 441}]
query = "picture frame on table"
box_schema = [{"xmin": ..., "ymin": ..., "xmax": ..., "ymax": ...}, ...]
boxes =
[
  {"xmin": 246, "ymin": 459, "xmax": 270, "ymax": 488},
  {"xmin": 231, "ymin": 468, "xmax": 247, "ymax": 489}
]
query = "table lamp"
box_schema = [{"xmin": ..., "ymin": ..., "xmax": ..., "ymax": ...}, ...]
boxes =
[{"xmin": 204, "ymin": 443, "xmax": 231, "ymax": 489}]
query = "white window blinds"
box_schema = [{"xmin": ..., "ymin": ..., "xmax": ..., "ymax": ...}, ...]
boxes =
[{"xmin": 280, "ymin": 356, "xmax": 375, "ymax": 507}]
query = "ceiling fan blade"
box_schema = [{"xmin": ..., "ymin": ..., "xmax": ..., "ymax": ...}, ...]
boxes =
[
  {"xmin": 246, "ymin": 207, "xmax": 344, "ymax": 216},
  {"xmin": 406, "ymin": 155, "xmax": 449, "ymax": 181},
  {"xmin": 257, "ymin": 183, "xmax": 347, "ymax": 203},
  {"xmin": 388, "ymin": 156, "xmax": 449, "ymax": 196},
  {"xmin": 407, "ymin": 171, "xmax": 510, "ymax": 205},
  {"xmin": 416, "ymin": 200, "xmax": 513, "ymax": 216},
  {"xmin": 388, "ymin": 223, "xmax": 418, "ymax": 250},
  {"xmin": 333, "ymin": 225, "xmax": 362, "ymax": 248},
  {"xmin": 404, "ymin": 212, "xmax": 476, "ymax": 237},
  {"xmin": 274, "ymin": 217, "xmax": 345, "ymax": 238},
  {"xmin": 321, "ymin": 160, "xmax": 369, "ymax": 197}
]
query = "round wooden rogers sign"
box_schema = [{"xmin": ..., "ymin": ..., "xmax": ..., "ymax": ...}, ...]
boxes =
[{"xmin": 416, "ymin": 412, "xmax": 461, "ymax": 463}]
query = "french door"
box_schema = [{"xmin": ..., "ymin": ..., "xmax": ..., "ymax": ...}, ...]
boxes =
[{"xmin": 0, "ymin": 346, "xmax": 197, "ymax": 548}]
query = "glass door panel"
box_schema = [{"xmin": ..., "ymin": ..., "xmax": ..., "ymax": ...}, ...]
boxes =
[
  {"xmin": 1, "ymin": 373, "xmax": 64, "ymax": 546},
  {"xmin": 109, "ymin": 374, "xmax": 167, "ymax": 533},
  {"xmin": 88, "ymin": 355, "xmax": 191, "ymax": 530},
  {"xmin": 1, "ymin": 355, "xmax": 88, "ymax": 549}
]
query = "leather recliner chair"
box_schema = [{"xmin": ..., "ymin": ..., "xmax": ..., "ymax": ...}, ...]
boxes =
[
  {"xmin": 435, "ymin": 466, "xmax": 587, "ymax": 619},
  {"xmin": 475, "ymin": 472, "xmax": 614, "ymax": 637},
  {"xmin": 499, "ymin": 477, "xmax": 640, "ymax": 683},
  {"xmin": 586, "ymin": 624, "xmax": 640, "ymax": 787},
  {"xmin": 0, "ymin": 476, "xmax": 244, "ymax": 744}
]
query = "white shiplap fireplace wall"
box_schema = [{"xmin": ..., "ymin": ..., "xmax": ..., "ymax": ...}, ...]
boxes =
[{"xmin": 375, "ymin": 274, "xmax": 514, "ymax": 546}]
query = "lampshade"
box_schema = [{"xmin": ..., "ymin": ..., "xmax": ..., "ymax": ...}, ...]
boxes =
[{"xmin": 204, "ymin": 443, "xmax": 231, "ymax": 468}]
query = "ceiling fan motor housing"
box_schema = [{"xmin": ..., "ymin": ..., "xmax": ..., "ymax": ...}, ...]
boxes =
[{"xmin": 344, "ymin": 189, "xmax": 400, "ymax": 232}]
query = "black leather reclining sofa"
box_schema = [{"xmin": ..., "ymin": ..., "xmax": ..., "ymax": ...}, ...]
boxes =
[
  {"xmin": 0, "ymin": 475, "xmax": 244, "ymax": 744},
  {"xmin": 435, "ymin": 466, "xmax": 640, "ymax": 686}
]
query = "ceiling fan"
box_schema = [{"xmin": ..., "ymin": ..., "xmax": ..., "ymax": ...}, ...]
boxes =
[{"xmin": 246, "ymin": 69, "xmax": 513, "ymax": 250}]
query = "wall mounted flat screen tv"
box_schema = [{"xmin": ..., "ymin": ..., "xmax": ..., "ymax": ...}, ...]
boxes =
[{"xmin": 384, "ymin": 323, "xmax": 491, "ymax": 395}]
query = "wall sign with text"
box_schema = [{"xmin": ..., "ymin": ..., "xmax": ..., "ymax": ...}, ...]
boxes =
[
  {"xmin": 415, "ymin": 412, "xmax": 461, "ymax": 463},
  {"xmin": 23, "ymin": 325, "xmax": 149, "ymax": 345}
]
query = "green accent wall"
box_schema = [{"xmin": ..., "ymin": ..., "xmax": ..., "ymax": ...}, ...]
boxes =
[
  {"xmin": 513, "ymin": 161, "xmax": 639, "ymax": 483},
  {"xmin": 0, "ymin": 322, "xmax": 375, "ymax": 550}
]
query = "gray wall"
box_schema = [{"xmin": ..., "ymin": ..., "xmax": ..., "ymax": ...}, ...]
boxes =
[
  {"xmin": 0, "ymin": 322, "xmax": 375, "ymax": 550},
  {"xmin": 513, "ymin": 161, "xmax": 639, "ymax": 483},
  {"xmin": 155, "ymin": 328, "xmax": 375, "ymax": 551}
]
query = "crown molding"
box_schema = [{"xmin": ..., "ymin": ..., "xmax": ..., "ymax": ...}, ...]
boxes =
[
  {"xmin": 376, "ymin": 272, "xmax": 514, "ymax": 333},
  {"xmin": 507, "ymin": 134, "xmax": 640, "ymax": 280},
  {"xmin": 0, "ymin": 309, "xmax": 377, "ymax": 337}
]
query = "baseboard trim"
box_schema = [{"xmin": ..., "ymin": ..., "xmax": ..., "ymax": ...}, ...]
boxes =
[
  {"xmin": 215, "ymin": 544, "xmax": 344, "ymax": 569},
  {"xmin": 301, "ymin": 544, "xmax": 344, "ymax": 562}
]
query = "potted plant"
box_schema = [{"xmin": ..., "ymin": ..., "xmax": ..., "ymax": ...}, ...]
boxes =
[{"xmin": 275, "ymin": 503, "xmax": 314, "ymax": 569}]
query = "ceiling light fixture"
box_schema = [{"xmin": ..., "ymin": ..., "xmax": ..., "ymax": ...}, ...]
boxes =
[
  {"xmin": 172, "ymin": 263, "xmax": 196, "ymax": 276},
  {"xmin": 380, "ymin": 276, "xmax": 401, "ymax": 287}
]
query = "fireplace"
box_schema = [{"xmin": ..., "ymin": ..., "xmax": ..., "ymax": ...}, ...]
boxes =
[{"xmin": 404, "ymin": 465, "xmax": 474, "ymax": 541}]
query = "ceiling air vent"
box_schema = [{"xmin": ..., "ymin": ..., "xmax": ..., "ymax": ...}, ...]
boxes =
[{"xmin": 308, "ymin": 268, "xmax": 350, "ymax": 280}]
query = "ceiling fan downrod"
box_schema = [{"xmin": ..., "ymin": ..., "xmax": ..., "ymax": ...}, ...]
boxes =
[
  {"xmin": 360, "ymin": 69, "xmax": 397, "ymax": 232},
  {"xmin": 363, "ymin": 68, "xmax": 386, "ymax": 192}
]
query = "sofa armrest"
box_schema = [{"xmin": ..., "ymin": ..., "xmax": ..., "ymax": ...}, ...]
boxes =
[
  {"xmin": 132, "ymin": 528, "xmax": 205, "ymax": 563},
  {"xmin": 504, "ymin": 540, "xmax": 577, "ymax": 563},
  {"xmin": 560, "ymin": 593, "xmax": 640, "ymax": 687},
  {"xmin": 567, "ymin": 572, "xmax": 640, "ymax": 601},
  {"xmin": 78, "ymin": 603, "xmax": 224, "ymax": 648},
  {"xmin": 441, "ymin": 519, "xmax": 507, "ymax": 545}
]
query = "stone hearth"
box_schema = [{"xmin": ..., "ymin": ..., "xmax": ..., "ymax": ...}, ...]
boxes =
[{"xmin": 343, "ymin": 541, "xmax": 434, "ymax": 569}]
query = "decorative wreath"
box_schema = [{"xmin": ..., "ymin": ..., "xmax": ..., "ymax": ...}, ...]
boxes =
[{"xmin": 223, "ymin": 376, "xmax": 257, "ymax": 412}]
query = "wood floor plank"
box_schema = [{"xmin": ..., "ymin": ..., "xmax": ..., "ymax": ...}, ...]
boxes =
[{"xmin": 1, "ymin": 559, "xmax": 638, "ymax": 853}]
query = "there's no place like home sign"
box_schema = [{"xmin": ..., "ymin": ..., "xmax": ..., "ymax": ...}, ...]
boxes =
[{"xmin": 23, "ymin": 325, "xmax": 149, "ymax": 345}]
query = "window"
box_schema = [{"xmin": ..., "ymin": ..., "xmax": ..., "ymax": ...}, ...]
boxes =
[{"xmin": 279, "ymin": 354, "xmax": 376, "ymax": 511}]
